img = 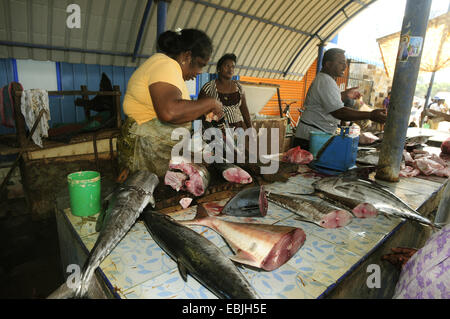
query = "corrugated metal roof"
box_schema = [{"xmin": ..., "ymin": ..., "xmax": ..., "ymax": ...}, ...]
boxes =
[{"xmin": 0, "ymin": 0, "xmax": 377, "ymax": 81}]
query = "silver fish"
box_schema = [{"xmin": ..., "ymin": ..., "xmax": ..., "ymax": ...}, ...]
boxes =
[
  {"xmin": 405, "ymin": 135, "xmax": 432, "ymax": 147},
  {"xmin": 143, "ymin": 209, "xmax": 259, "ymax": 299},
  {"xmin": 312, "ymin": 174, "xmax": 439, "ymax": 228},
  {"xmin": 267, "ymin": 192, "xmax": 353, "ymax": 228},
  {"xmin": 47, "ymin": 170, "xmax": 159, "ymax": 298}
]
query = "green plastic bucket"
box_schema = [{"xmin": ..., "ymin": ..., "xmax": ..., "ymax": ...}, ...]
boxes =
[{"xmin": 67, "ymin": 171, "xmax": 101, "ymax": 217}]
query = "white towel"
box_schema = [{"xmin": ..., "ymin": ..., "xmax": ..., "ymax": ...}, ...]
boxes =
[{"xmin": 20, "ymin": 89, "xmax": 51, "ymax": 148}]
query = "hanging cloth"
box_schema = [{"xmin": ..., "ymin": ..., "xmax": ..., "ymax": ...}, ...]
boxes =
[{"xmin": 20, "ymin": 89, "xmax": 51, "ymax": 148}]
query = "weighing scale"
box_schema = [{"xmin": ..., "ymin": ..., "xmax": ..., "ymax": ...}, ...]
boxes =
[{"xmin": 308, "ymin": 126, "xmax": 360, "ymax": 175}]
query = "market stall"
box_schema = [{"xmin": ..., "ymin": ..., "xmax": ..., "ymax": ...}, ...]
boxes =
[{"xmin": 54, "ymin": 162, "xmax": 447, "ymax": 299}]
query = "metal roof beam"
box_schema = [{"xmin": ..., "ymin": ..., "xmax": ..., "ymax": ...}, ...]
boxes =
[
  {"xmin": 352, "ymin": 0, "xmax": 366, "ymax": 6},
  {"xmin": 206, "ymin": 61, "xmax": 304, "ymax": 78},
  {"xmin": 236, "ymin": 65, "xmax": 304, "ymax": 78},
  {"xmin": 0, "ymin": 41, "xmax": 135, "ymax": 58},
  {"xmin": 283, "ymin": 0, "xmax": 377, "ymax": 76},
  {"xmin": 157, "ymin": 0, "xmax": 168, "ymax": 38},
  {"xmin": 188, "ymin": 0, "xmax": 315, "ymax": 38},
  {"xmin": 132, "ymin": 0, "xmax": 154, "ymax": 62}
]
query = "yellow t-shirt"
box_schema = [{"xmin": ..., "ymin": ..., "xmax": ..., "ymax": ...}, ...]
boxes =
[{"xmin": 123, "ymin": 53, "xmax": 191, "ymax": 125}]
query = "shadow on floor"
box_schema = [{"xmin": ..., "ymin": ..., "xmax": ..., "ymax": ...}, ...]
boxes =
[{"xmin": 0, "ymin": 197, "xmax": 64, "ymax": 299}]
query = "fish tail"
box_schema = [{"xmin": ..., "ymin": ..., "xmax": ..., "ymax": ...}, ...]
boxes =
[
  {"xmin": 196, "ymin": 204, "xmax": 210, "ymax": 219},
  {"xmin": 179, "ymin": 204, "xmax": 211, "ymax": 226}
]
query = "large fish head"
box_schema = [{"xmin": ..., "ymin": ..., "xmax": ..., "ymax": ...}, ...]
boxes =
[
  {"xmin": 222, "ymin": 186, "xmax": 268, "ymax": 217},
  {"xmin": 125, "ymin": 170, "xmax": 159, "ymax": 207}
]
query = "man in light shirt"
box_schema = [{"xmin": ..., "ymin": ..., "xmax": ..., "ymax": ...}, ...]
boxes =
[{"xmin": 294, "ymin": 48, "xmax": 387, "ymax": 150}]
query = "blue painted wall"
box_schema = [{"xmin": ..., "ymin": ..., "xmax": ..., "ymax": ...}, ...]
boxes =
[
  {"xmin": 0, "ymin": 60, "xmax": 137, "ymax": 134},
  {"xmin": 1, "ymin": 58, "xmax": 220, "ymax": 136},
  {"xmin": 52, "ymin": 63, "xmax": 136, "ymax": 126}
]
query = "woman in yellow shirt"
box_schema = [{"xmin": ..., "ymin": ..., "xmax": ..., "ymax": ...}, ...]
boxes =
[{"xmin": 118, "ymin": 29, "xmax": 223, "ymax": 178}]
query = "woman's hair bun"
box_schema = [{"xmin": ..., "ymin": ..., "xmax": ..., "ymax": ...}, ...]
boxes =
[
  {"xmin": 157, "ymin": 30, "xmax": 182, "ymax": 56},
  {"xmin": 157, "ymin": 29, "xmax": 212, "ymax": 60}
]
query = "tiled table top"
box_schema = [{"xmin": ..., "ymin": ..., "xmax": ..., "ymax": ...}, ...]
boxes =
[{"xmin": 62, "ymin": 172, "xmax": 443, "ymax": 299}]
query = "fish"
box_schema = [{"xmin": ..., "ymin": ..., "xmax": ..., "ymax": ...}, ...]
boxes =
[
  {"xmin": 47, "ymin": 170, "xmax": 159, "ymax": 299},
  {"xmin": 164, "ymin": 171, "xmax": 188, "ymax": 192},
  {"xmin": 221, "ymin": 186, "xmax": 268, "ymax": 217},
  {"xmin": 167, "ymin": 157, "xmax": 210, "ymax": 196},
  {"xmin": 282, "ymin": 146, "xmax": 313, "ymax": 164},
  {"xmin": 213, "ymin": 161, "xmax": 253, "ymax": 184},
  {"xmin": 312, "ymin": 173, "xmax": 440, "ymax": 228},
  {"xmin": 371, "ymin": 135, "xmax": 431, "ymax": 149},
  {"xmin": 405, "ymin": 135, "xmax": 432, "ymax": 147},
  {"xmin": 179, "ymin": 204, "xmax": 306, "ymax": 271},
  {"xmin": 357, "ymin": 148, "xmax": 380, "ymax": 166},
  {"xmin": 267, "ymin": 192, "xmax": 353, "ymax": 228},
  {"xmin": 315, "ymin": 192, "xmax": 378, "ymax": 219},
  {"xmin": 142, "ymin": 209, "xmax": 259, "ymax": 299}
]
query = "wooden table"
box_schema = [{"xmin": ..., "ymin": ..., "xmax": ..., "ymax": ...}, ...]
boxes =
[{"xmin": 55, "ymin": 167, "xmax": 448, "ymax": 299}]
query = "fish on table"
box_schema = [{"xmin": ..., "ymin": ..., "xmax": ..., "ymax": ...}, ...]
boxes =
[
  {"xmin": 184, "ymin": 186, "xmax": 268, "ymax": 218},
  {"xmin": 47, "ymin": 170, "xmax": 159, "ymax": 299},
  {"xmin": 211, "ymin": 161, "xmax": 253, "ymax": 184},
  {"xmin": 266, "ymin": 192, "xmax": 353, "ymax": 229},
  {"xmin": 165, "ymin": 157, "xmax": 210, "ymax": 197},
  {"xmin": 179, "ymin": 204, "xmax": 306, "ymax": 271},
  {"xmin": 312, "ymin": 171, "xmax": 440, "ymax": 228},
  {"xmin": 143, "ymin": 209, "xmax": 259, "ymax": 299},
  {"xmin": 221, "ymin": 186, "xmax": 268, "ymax": 217}
]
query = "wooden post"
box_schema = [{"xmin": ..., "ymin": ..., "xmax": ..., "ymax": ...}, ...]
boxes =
[
  {"xmin": 11, "ymin": 83, "xmax": 27, "ymax": 148},
  {"xmin": 113, "ymin": 85, "xmax": 122, "ymax": 129},
  {"xmin": 10, "ymin": 83, "xmax": 33, "ymax": 212},
  {"xmin": 81, "ymin": 85, "xmax": 90, "ymax": 121}
]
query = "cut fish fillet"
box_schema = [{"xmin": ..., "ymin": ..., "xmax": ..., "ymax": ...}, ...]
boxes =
[
  {"xmin": 223, "ymin": 167, "xmax": 252, "ymax": 184},
  {"xmin": 319, "ymin": 210, "xmax": 353, "ymax": 228},
  {"xmin": 352, "ymin": 203, "xmax": 378, "ymax": 218},
  {"xmin": 164, "ymin": 171, "xmax": 188, "ymax": 191},
  {"xmin": 261, "ymin": 227, "xmax": 306, "ymax": 271}
]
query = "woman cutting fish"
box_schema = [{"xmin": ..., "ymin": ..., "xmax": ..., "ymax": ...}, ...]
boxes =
[{"xmin": 118, "ymin": 29, "xmax": 224, "ymax": 178}]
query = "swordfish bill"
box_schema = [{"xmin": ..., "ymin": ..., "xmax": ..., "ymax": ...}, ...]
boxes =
[
  {"xmin": 179, "ymin": 204, "xmax": 306, "ymax": 271},
  {"xmin": 47, "ymin": 170, "xmax": 159, "ymax": 299},
  {"xmin": 143, "ymin": 209, "xmax": 259, "ymax": 299}
]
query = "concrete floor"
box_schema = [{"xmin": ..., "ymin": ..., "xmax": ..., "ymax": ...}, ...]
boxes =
[{"xmin": 0, "ymin": 197, "xmax": 64, "ymax": 299}]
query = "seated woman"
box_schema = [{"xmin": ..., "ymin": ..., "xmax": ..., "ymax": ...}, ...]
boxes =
[
  {"xmin": 117, "ymin": 29, "xmax": 223, "ymax": 178},
  {"xmin": 198, "ymin": 53, "xmax": 252, "ymax": 130}
]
